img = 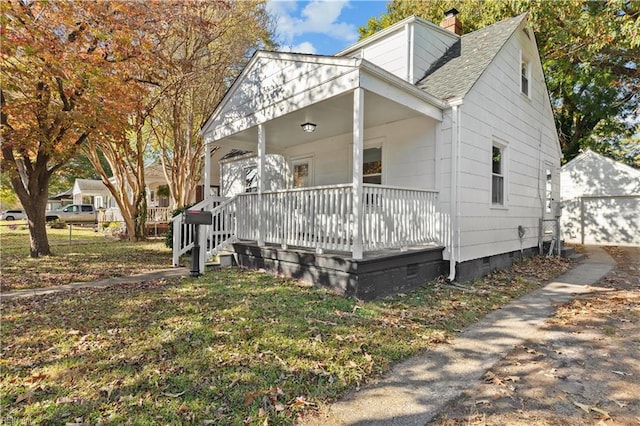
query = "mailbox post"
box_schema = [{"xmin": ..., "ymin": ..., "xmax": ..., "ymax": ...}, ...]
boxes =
[{"xmin": 184, "ymin": 209, "xmax": 213, "ymax": 277}]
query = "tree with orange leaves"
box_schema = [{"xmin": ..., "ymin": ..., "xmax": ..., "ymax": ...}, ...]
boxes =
[{"xmin": 1, "ymin": 0, "xmax": 149, "ymax": 256}]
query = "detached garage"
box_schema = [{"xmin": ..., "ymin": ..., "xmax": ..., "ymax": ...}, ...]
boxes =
[{"xmin": 561, "ymin": 149, "xmax": 640, "ymax": 246}]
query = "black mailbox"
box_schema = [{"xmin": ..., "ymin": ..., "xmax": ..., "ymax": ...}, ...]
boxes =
[{"xmin": 184, "ymin": 209, "xmax": 213, "ymax": 225}]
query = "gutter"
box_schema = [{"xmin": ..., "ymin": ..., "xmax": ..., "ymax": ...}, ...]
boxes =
[{"xmin": 358, "ymin": 59, "xmax": 448, "ymax": 110}]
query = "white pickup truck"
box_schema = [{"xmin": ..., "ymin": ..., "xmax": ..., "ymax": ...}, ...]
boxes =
[{"xmin": 45, "ymin": 204, "xmax": 98, "ymax": 223}]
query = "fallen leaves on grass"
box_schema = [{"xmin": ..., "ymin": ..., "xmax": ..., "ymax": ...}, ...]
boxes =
[
  {"xmin": 0, "ymin": 226, "xmax": 171, "ymax": 291},
  {"xmin": 1, "ymin": 256, "xmax": 573, "ymax": 424}
]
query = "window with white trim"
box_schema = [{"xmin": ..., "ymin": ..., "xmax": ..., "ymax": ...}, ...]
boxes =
[
  {"xmin": 492, "ymin": 144, "xmax": 505, "ymax": 205},
  {"xmin": 291, "ymin": 156, "xmax": 313, "ymax": 188},
  {"xmin": 244, "ymin": 165, "xmax": 257, "ymax": 193},
  {"xmin": 545, "ymin": 165, "xmax": 553, "ymax": 214},
  {"xmin": 363, "ymin": 147, "xmax": 382, "ymax": 184},
  {"xmin": 521, "ymin": 55, "xmax": 530, "ymax": 96}
]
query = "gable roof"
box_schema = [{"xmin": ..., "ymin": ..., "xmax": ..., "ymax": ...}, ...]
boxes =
[
  {"xmin": 561, "ymin": 149, "xmax": 640, "ymax": 197},
  {"xmin": 416, "ymin": 13, "xmax": 527, "ymax": 101},
  {"xmin": 563, "ymin": 149, "xmax": 640, "ymax": 177},
  {"xmin": 73, "ymin": 179, "xmax": 107, "ymax": 193}
]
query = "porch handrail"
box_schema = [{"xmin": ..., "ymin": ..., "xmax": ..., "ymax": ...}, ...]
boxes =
[
  {"xmin": 361, "ymin": 185, "xmax": 440, "ymax": 251},
  {"xmin": 236, "ymin": 184, "xmax": 441, "ymax": 254},
  {"xmin": 147, "ymin": 206, "xmax": 171, "ymax": 223},
  {"xmin": 171, "ymin": 196, "xmax": 228, "ymax": 267},
  {"xmin": 172, "ymin": 184, "xmax": 443, "ymax": 268}
]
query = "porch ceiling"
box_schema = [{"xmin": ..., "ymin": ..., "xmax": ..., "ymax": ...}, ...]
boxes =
[{"xmin": 220, "ymin": 91, "xmax": 425, "ymax": 149}]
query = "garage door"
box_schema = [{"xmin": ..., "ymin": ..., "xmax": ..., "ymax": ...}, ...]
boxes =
[{"xmin": 561, "ymin": 195, "xmax": 640, "ymax": 246}]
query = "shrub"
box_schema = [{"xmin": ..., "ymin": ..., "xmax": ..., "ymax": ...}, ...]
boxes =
[{"xmin": 49, "ymin": 221, "xmax": 67, "ymax": 229}]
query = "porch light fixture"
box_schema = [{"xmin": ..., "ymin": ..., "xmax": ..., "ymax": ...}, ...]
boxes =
[{"xmin": 301, "ymin": 122, "xmax": 316, "ymax": 133}]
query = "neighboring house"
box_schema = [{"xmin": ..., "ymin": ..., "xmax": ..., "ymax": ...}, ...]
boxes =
[
  {"xmin": 561, "ymin": 149, "xmax": 640, "ymax": 246},
  {"xmin": 47, "ymin": 188, "xmax": 73, "ymax": 211},
  {"xmin": 175, "ymin": 11, "xmax": 562, "ymax": 299},
  {"xmin": 63, "ymin": 164, "xmax": 174, "ymax": 224},
  {"xmin": 73, "ymin": 179, "xmax": 110, "ymax": 208}
]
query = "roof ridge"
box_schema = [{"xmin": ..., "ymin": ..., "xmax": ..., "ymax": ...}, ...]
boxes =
[{"xmin": 416, "ymin": 13, "xmax": 527, "ymax": 101}]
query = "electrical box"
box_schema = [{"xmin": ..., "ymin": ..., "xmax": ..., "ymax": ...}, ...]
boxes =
[{"xmin": 184, "ymin": 209, "xmax": 213, "ymax": 225}]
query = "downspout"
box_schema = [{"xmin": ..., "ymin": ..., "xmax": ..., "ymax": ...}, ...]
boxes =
[
  {"xmin": 537, "ymin": 129, "xmax": 544, "ymax": 254},
  {"xmin": 448, "ymin": 101, "xmax": 462, "ymax": 281}
]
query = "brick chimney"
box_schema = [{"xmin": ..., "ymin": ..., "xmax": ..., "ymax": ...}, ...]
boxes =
[{"xmin": 440, "ymin": 8, "xmax": 462, "ymax": 35}]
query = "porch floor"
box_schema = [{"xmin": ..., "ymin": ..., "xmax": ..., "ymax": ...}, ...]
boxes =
[{"xmin": 230, "ymin": 240, "xmax": 446, "ymax": 300}]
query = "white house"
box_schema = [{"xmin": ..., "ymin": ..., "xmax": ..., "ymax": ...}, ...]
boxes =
[
  {"xmin": 561, "ymin": 149, "xmax": 640, "ymax": 246},
  {"xmin": 72, "ymin": 179, "xmax": 110, "ymax": 208},
  {"xmin": 67, "ymin": 164, "xmax": 174, "ymax": 224},
  {"xmin": 174, "ymin": 11, "xmax": 562, "ymax": 298}
]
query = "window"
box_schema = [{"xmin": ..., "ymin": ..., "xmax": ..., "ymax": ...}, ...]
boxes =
[
  {"xmin": 492, "ymin": 145, "xmax": 505, "ymax": 205},
  {"xmin": 521, "ymin": 57, "xmax": 530, "ymax": 96},
  {"xmin": 363, "ymin": 147, "xmax": 382, "ymax": 184},
  {"xmin": 545, "ymin": 166, "xmax": 553, "ymax": 214},
  {"xmin": 81, "ymin": 205, "xmax": 93, "ymax": 212},
  {"xmin": 244, "ymin": 166, "xmax": 257, "ymax": 193},
  {"xmin": 291, "ymin": 156, "xmax": 313, "ymax": 188}
]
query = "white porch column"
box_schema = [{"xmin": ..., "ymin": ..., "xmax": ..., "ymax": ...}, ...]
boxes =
[
  {"xmin": 352, "ymin": 88, "xmax": 364, "ymax": 259},
  {"xmin": 198, "ymin": 136, "xmax": 213, "ymax": 275},
  {"xmin": 257, "ymin": 124, "xmax": 265, "ymax": 246},
  {"xmin": 203, "ymin": 135, "xmax": 212, "ymax": 199}
]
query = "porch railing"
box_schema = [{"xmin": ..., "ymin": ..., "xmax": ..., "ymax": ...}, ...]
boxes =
[
  {"xmin": 362, "ymin": 185, "xmax": 440, "ymax": 251},
  {"xmin": 147, "ymin": 207, "xmax": 171, "ymax": 223},
  {"xmin": 171, "ymin": 197, "xmax": 228, "ymax": 267},
  {"xmin": 172, "ymin": 184, "xmax": 442, "ymax": 269}
]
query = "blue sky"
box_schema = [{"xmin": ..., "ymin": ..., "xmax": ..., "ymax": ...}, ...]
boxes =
[{"xmin": 266, "ymin": 0, "xmax": 390, "ymax": 55}]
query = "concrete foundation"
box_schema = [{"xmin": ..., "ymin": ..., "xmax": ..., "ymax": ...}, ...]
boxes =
[{"xmin": 232, "ymin": 242, "xmax": 446, "ymax": 301}]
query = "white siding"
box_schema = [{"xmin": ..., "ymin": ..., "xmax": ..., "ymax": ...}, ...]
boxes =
[
  {"xmin": 220, "ymin": 116, "xmax": 439, "ymax": 194},
  {"xmin": 412, "ymin": 24, "xmax": 458, "ymax": 83},
  {"xmin": 220, "ymin": 154, "xmax": 286, "ymax": 197},
  {"xmin": 561, "ymin": 150, "xmax": 640, "ymax": 199},
  {"xmin": 560, "ymin": 150, "xmax": 640, "ymax": 246},
  {"xmin": 357, "ymin": 28, "xmax": 407, "ymax": 81},
  {"xmin": 454, "ymin": 27, "xmax": 561, "ymax": 262},
  {"xmin": 284, "ymin": 136, "xmax": 352, "ymax": 186},
  {"xmin": 283, "ymin": 116, "xmax": 439, "ymax": 189},
  {"xmin": 210, "ymin": 56, "xmax": 358, "ymax": 139},
  {"xmin": 343, "ymin": 19, "xmax": 458, "ymax": 84}
]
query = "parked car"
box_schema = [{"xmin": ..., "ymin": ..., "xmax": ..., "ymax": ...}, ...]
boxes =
[
  {"xmin": 45, "ymin": 204, "xmax": 97, "ymax": 223},
  {"xmin": 0, "ymin": 209, "xmax": 26, "ymax": 221}
]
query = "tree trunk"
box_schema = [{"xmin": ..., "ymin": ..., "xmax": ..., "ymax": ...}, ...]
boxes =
[
  {"xmin": 9, "ymin": 173, "xmax": 52, "ymax": 257},
  {"xmin": 27, "ymin": 206, "xmax": 50, "ymax": 258},
  {"xmin": 132, "ymin": 190, "xmax": 147, "ymax": 241}
]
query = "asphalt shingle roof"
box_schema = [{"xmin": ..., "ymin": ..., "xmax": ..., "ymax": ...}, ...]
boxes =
[{"xmin": 417, "ymin": 14, "xmax": 527, "ymax": 101}]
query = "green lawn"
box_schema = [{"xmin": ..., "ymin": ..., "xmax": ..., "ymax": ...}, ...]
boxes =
[
  {"xmin": 0, "ymin": 223, "xmax": 172, "ymax": 291},
  {"xmin": 0, "ymin": 257, "xmax": 571, "ymax": 425}
]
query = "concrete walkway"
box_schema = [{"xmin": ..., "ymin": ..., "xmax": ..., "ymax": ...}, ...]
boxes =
[
  {"xmin": 0, "ymin": 267, "xmax": 190, "ymax": 301},
  {"xmin": 306, "ymin": 246, "xmax": 617, "ymax": 425}
]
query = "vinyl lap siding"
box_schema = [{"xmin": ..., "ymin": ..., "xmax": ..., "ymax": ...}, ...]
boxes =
[
  {"xmin": 456, "ymin": 31, "xmax": 561, "ymax": 262},
  {"xmin": 358, "ymin": 30, "xmax": 407, "ymax": 81},
  {"xmin": 412, "ymin": 25, "xmax": 458, "ymax": 83},
  {"xmin": 283, "ymin": 117, "xmax": 439, "ymax": 190},
  {"xmin": 216, "ymin": 57, "xmax": 357, "ymax": 129}
]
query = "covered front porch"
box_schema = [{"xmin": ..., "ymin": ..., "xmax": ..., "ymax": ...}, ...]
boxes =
[{"xmin": 173, "ymin": 51, "xmax": 450, "ymax": 293}]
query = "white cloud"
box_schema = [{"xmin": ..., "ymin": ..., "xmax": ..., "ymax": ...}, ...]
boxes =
[
  {"xmin": 292, "ymin": 42, "xmax": 317, "ymax": 54},
  {"xmin": 266, "ymin": 0, "xmax": 358, "ymax": 53}
]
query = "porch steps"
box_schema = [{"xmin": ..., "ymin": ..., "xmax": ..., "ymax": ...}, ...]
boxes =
[
  {"xmin": 232, "ymin": 242, "xmax": 446, "ymax": 301},
  {"xmin": 204, "ymin": 251, "xmax": 236, "ymax": 270}
]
